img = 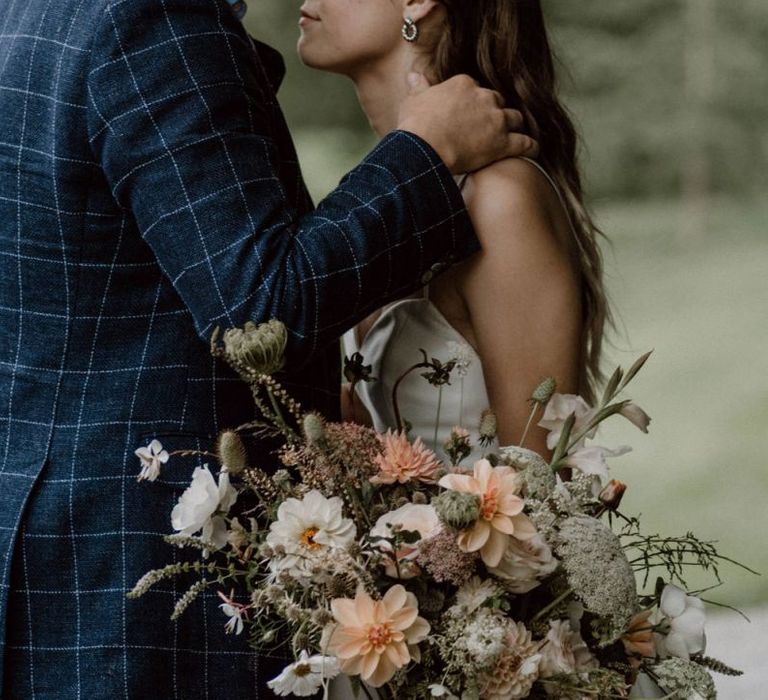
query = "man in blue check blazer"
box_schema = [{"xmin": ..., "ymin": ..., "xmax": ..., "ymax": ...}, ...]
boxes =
[{"xmin": 0, "ymin": 0, "xmax": 535, "ymax": 696}]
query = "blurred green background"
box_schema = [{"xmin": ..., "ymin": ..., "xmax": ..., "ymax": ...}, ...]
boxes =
[{"xmin": 245, "ymin": 1, "xmax": 768, "ymax": 610}]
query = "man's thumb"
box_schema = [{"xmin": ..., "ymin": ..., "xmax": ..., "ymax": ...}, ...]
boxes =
[{"xmin": 407, "ymin": 71, "xmax": 431, "ymax": 94}]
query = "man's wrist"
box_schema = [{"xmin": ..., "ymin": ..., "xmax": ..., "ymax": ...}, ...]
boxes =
[{"xmin": 394, "ymin": 123, "xmax": 457, "ymax": 173}]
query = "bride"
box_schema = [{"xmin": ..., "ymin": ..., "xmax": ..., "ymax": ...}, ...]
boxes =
[
  {"xmin": 295, "ymin": 0, "xmax": 660, "ymax": 697},
  {"xmin": 297, "ymin": 0, "xmax": 608, "ymax": 459}
]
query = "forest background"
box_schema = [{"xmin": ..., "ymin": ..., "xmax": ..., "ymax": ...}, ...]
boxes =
[{"xmin": 244, "ymin": 0, "xmax": 768, "ymax": 627}]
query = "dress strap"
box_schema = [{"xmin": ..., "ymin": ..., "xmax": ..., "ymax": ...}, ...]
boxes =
[{"xmin": 515, "ymin": 156, "xmax": 578, "ymax": 240}]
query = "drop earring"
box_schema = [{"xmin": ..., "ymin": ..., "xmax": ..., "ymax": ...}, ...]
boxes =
[{"xmin": 402, "ymin": 17, "xmax": 419, "ymax": 42}]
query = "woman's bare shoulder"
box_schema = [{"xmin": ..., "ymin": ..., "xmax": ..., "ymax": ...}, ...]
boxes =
[{"xmin": 461, "ymin": 157, "xmax": 573, "ymax": 261}]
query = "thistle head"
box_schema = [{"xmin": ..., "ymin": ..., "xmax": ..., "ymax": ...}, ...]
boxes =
[
  {"xmin": 221, "ymin": 319, "xmax": 287, "ymax": 377},
  {"xmin": 433, "ymin": 490, "xmax": 482, "ymax": 530}
]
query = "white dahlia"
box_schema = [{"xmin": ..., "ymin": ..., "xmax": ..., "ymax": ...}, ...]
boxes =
[{"xmin": 267, "ymin": 489, "xmax": 356, "ymax": 578}]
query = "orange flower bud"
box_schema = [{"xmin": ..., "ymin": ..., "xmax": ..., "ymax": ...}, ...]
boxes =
[{"xmin": 598, "ymin": 479, "xmax": 627, "ymax": 510}]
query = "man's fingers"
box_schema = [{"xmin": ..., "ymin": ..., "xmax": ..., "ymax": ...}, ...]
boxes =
[
  {"xmin": 490, "ymin": 90, "xmax": 506, "ymax": 109},
  {"xmin": 503, "ymin": 109, "xmax": 524, "ymax": 132},
  {"xmin": 407, "ymin": 71, "xmax": 432, "ymax": 94},
  {"xmin": 507, "ymin": 133, "xmax": 539, "ymax": 159}
]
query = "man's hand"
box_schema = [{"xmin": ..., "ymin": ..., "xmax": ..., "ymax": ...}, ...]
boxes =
[{"xmin": 397, "ymin": 73, "xmax": 539, "ymax": 174}]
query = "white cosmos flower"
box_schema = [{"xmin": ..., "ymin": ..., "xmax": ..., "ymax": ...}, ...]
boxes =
[
  {"xmin": 651, "ymin": 584, "xmax": 706, "ymax": 659},
  {"xmin": 171, "ymin": 466, "xmax": 237, "ymax": 550},
  {"xmin": 135, "ymin": 439, "xmax": 169, "ymax": 482},
  {"xmin": 266, "ymin": 490, "xmax": 356, "ymax": 578},
  {"xmin": 564, "ymin": 444, "xmax": 632, "ymax": 483},
  {"xmin": 267, "ymin": 650, "xmax": 340, "ymax": 697},
  {"xmin": 538, "ymin": 393, "xmax": 597, "ymax": 450}
]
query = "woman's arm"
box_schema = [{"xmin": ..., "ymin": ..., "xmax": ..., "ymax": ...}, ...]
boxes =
[{"xmin": 458, "ymin": 159, "xmax": 583, "ymax": 457}]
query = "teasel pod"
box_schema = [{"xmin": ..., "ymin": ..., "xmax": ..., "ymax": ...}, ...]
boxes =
[
  {"xmin": 531, "ymin": 376, "xmax": 556, "ymax": 405},
  {"xmin": 478, "ymin": 408, "xmax": 498, "ymax": 446},
  {"xmin": 217, "ymin": 430, "xmax": 248, "ymax": 475}
]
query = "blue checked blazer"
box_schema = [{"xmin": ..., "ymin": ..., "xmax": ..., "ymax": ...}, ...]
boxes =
[{"xmin": 0, "ymin": 0, "xmax": 478, "ymax": 696}]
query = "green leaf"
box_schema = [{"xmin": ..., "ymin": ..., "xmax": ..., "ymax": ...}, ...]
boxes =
[
  {"xmin": 550, "ymin": 411, "xmax": 576, "ymax": 469},
  {"xmin": 618, "ymin": 350, "xmax": 653, "ymax": 391},
  {"xmin": 601, "ymin": 366, "xmax": 624, "ymax": 405}
]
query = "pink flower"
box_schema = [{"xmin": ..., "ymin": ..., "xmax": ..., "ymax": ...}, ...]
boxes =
[
  {"xmin": 439, "ymin": 460, "xmax": 537, "ymax": 568},
  {"xmin": 620, "ymin": 402, "xmax": 652, "ymax": 433},
  {"xmin": 325, "ymin": 585, "xmax": 430, "ymax": 688},
  {"xmin": 539, "ymin": 619, "xmax": 598, "ymax": 679},
  {"xmin": 369, "ymin": 504, "xmax": 441, "ymax": 579},
  {"xmin": 564, "ymin": 444, "xmax": 631, "ymax": 482},
  {"xmin": 538, "ymin": 394, "xmax": 596, "ymax": 450},
  {"xmin": 476, "ymin": 620, "xmax": 542, "ymax": 700},
  {"xmin": 370, "ymin": 430, "xmax": 441, "ymax": 485},
  {"xmin": 488, "ymin": 533, "xmax": 558, "ymax": 593}
]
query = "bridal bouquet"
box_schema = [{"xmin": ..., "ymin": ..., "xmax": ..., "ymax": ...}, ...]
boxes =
[{"xmin": 130, "ymin": 320, "xmax": 751, "ymax": 699}]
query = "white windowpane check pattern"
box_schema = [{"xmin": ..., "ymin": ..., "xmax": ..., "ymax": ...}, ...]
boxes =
[{"xmin": 0, "ymin": 0, "xmax": 476, "ymax": 696}]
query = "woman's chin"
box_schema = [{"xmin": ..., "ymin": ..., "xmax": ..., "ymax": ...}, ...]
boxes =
[{"xmin": 297, "ymin": 45, "xmax": 345, "ymax": 75}]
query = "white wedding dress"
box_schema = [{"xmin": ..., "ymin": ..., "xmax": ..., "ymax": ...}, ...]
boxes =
[
  {"xmin": 336, "ymin": 158, "xmax": 665, "ymax": 699},
  {"xmin": 342, "ymin": 285, "xmax": 496, "ymax": 464}
]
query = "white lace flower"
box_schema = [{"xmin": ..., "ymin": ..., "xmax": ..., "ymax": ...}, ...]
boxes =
[
  {"xmin": 538, "ymin": 393, "xmax": 596, "ymax": 450},
  {"xmin": 461, "ymin": 608, "xmax": 508, "ymax": 667},
  {"xmin": 446, "ymin": 340, "xmax": 473, "ymax": 377},
  {"xmin": 135, "ymin": 439, "xmax": 169, "ymax": 482},
  {"xmin": 651, "ymin": 584, "xmax": 706, "ymax": 659},
  {"xmin": 170, "ymin": 466, "xmax": 237, "ymax": 550},
  {"xmin": 267, "ymin": 490, "xmax": 356, "ymax": 578},
  {"xmin": 267, "ymin": 650, "xmax": 340, "ymax": 697}
]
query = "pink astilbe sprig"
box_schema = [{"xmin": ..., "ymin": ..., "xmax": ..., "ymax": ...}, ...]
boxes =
[
  {"xmin": 281, "ymin": 421, "xmax": 382, "ymax": 494},
  {"xmin": 370, "ymin": 430, "xmax": 441, "ymax": 485},
  {"xmin": 417, "ymin": 528, "xmax": 479, "ymax": 586}
]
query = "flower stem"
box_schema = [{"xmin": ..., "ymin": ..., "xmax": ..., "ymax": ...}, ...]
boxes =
[
  {"xmin": 433, "ymin": 385, "xmax": 443, "ymax": 452},
  {"xmin": 532, "ymin": 587, "xmax": 573, "ymax": 621},
  {"xmin": 518, "ymin": 402, "xmax": 539, "ymax": 448},
  {"xmin": 391, "ymin": 362, "xmax": 432, "ymax": 431}
]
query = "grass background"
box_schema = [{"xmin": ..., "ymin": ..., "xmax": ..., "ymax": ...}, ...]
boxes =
[{"xmin": 295, "ymin": 130, "xmax": 768, "ymax": 609}]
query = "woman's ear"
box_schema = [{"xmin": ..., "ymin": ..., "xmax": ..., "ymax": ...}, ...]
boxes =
[{"xmin": 403, "ymin": 0, "xmax": 441, "ymax": 23}]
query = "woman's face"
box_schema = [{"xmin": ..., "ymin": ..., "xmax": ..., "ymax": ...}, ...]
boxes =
[{"xmin": 297, "ymin": 0, "xmax": 405, "ymax": 76}]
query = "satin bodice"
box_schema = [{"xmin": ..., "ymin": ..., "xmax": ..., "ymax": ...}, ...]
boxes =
[{"xmin": 343, "ymin": 294, "xmax": 496, "ymax": 463}]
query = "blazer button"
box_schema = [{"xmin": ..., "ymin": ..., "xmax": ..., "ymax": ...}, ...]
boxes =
[{"xmin": 420, "ymin": 269, "xmax": 434, "ymax": 285}]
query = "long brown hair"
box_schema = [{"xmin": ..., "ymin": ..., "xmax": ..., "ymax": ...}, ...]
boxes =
[{"xmin": 425, "ymin": 0, "xmax": 612, "ymax": 402}]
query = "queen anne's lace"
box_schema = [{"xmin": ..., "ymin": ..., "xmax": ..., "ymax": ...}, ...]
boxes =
[
  {"xmin": 652, "ymin": 658, "xmax": 716, "ymax": 700},
  {"xmin": 555, "ymin": 515, "xmax": 638, "ymax": 642}
]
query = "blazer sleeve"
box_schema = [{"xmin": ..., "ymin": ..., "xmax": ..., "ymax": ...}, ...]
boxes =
[{"xmin": 86, "ymin": 0, "xmax": 478, "ymax": 368}]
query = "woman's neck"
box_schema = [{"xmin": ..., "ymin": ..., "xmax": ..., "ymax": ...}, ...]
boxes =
[{"xmin": 352, "ymin": 51, "xmax": 433, "ymax": 139}]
